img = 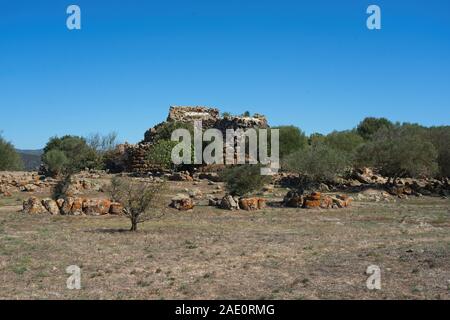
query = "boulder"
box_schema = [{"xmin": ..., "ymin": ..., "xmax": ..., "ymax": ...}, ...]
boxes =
[
  {"xmin": 61, "ymin": 197, "xmax": 75, "ymax": 215},
  {"xmin": 170, "ymin": 194, "xmax": 195, "ymax": 211},
  {"xmin": 239, "ymin": 197, "xmax": 266, "ymax": 211},
  {"xmin": 71, "ymin": 198, "xmax": 85, "ymax": 215},
  {"xmin": 320, "ymin": 196, "xmax": 333, "ymax": 209},
  {"xmin": 109, "ymin": 202, "xmax": 124, "ymax": 215},
  {"xmin": 56, "ymin": 198, "xmax": 65, "ymax": 209},
  {"xmin": 98, "ymin": 199, "xmax": 112, "ymax": 215},
  {"xmin": 23, "ymin": 197, "xmax": 47, "ymax": 214},
  {"xmin": 302, "ymin": 192, "xmax": 322, "ymax": 208},
  {"xmin": 22, "ymin": 184, "xmax": 38, "ymax": 192},
  {"xmin": 188, "ymin": 188, "xmax": 203, "ymax": 199},
  {"xmin": 169, "ymin": 172, "xmax": 193, "ymax": 182},
  {"xmin": 219, "ymin": 195, "xmax": 240, "ymax": 210},
  {"xmin": 42, "ymin": 198, "xmax": 60, "ymax": 215},
  {"xmin": 303, "ymin": 199, "xmax": 321, "ymax": 209},
  {"xmin": 283, "ymin": 191, "xmax": 304, "ymax": 208},
  {"xmin": 336, "ymin": 195, "xmax": 353, "ymax": 207},
  {"xmin": 82, "ymin": 199, "xmax": 110, "ymax": 216}
]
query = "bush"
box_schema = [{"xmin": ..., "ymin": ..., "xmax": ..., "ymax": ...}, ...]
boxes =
[
  {"xmin": 108, "ymin": 177, "xmax": 166, "ymax": 231},
  {"xmin": 273, "ymin": 125, "xmax": 308, "ymax": 160},
  {"xmin": 42, "ymin": 135, "xmax": 97, "ymax": 175},
  {"xmin": 42, "ymin": 150, "xmax": 68, "ymax": 176},
  {"xmin": 357, "ymin": 117, "xmax": 394, "ymax": 140},
  {"xmin": 356, "ymin": 125, "xmax": 438, "ymax": 181},
  {"xmin": 284, "ymin": 141, "xmax": 349, "ymax": 183},
  {"xmin": 146, "ymin": 140, "xmax": 179, "ymax": 170},
  {"xmin": 0, "ymin": 134, "xmax": 23, "ymax": 171},
  {"xmin": 220, "ymin": 165, "xmax": 271, "ymax": 196}
]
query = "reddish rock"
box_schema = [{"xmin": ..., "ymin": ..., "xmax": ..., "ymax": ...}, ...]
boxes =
[
  {"xmin": 109, "ymin": 202, "xmax": 124, "ymax": 215},
  {"xmin": 303, "ymin": 199, "xmax": 321, "ymax": 209},
  {"xmin": 170, "ymin": 194, "xmax": 194, "ymax": 211},
  {"xmin": 320, "ymin": 196, "xmax": 333, "ymax": 209},
  {"xmin": 71, "ymin": 198, "xmax": 85, "ymax": 215},
  {"xmin": 239, "ymin": 197, "xmax": 266, "ymax": 211},
  {"xmin": 22, "ymin": 197, "xmax": 47, "ymax": 214},
  {"xmin": 98, "ymin": 199, "xmax": 112, "ymax": 215}
]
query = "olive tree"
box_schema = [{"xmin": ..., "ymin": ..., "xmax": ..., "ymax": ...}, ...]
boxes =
[{"xmin": 108, "ymin": 177, "xmax": 166, "ymax": 231}]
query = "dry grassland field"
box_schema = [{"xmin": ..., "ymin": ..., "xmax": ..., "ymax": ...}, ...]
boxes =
[{"xmin": 0, "ymin": 175, "xmax": 449, "ymax": 300}]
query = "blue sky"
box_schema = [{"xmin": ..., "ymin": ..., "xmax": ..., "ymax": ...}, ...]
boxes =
[{"xmin": 1, "ymin": 0, "xmax": 449, "ymax": 149}]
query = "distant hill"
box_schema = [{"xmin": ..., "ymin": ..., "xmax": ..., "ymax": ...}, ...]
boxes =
[{"xmin": 16, "ymin": 149, "xmax": 43, "ymax": 171}]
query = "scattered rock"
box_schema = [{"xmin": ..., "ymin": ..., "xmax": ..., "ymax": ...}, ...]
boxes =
[
  {"xmin": 239, "ymin": 198, "xmax": 266, "ymax": 211},
  {"xmin": 42, "ymin": 198, "xmax": 60, "ymax": 215},
  {"xmin": 109, "ymin": 202, "xmax": 124, "ymax": 215},
  {"xmin": 170, "ymin": 194, "xmax": 194, "ymax": 211},
  {"xmin": 22, "ymin": 197, "xmax": 47, "ymax": 214},
  {"xmin": 219, "ymin": 195, "xmax": 240, "ymax": 210},
  {"xmin": 283, "ymin": 191, "xmax": 304, "ymax": 208},
  {"xmin": 188, "ymin": 188, "xmax": 203, "ymax": 199}
]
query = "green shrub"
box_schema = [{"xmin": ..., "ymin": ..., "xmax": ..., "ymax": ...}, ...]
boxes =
[
  {"xmin": 42, "ymin": 150, "xmax": 68, "ymax": 176},
  {"xmin": 0, "ymin": 134, "xmax": 23, "ymax": 171},
  {"xmin": 220, "ymin": 165, "xmax": 271, "ymax": 196},
  {"xmin": 284, "ymin": 141, "xmax": 349, "ymax": 182}
]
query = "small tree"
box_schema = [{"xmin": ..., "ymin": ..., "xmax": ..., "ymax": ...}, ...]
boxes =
[
  {"xmin": 220, "ymin": 165, "xmax": 271, "ymax": 197},
  {"xmin": 109, "ymin": 177, "xmax": 166, "ymax": 231},
  {"xmin": 0, "ymin": 134, "xmax": 23, "ymax": 171}
]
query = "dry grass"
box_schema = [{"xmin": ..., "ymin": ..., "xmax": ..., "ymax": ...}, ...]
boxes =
[{"xmin": 0, "ymin": 179, "xmax": 449, "ymax": 300}]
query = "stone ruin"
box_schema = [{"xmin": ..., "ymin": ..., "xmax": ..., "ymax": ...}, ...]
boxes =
[{"xmin": 116, "ymin": 106, "xmax": 270, "ymax": 174}]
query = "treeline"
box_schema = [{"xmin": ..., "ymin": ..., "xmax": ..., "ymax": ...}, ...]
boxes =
[
  {"xmin": 279, "ymin": 118, "xmax": 450, "ymax": 183},
  {"xmin": 1, "ymin": 117, "xmax": 449, "ymax": 182}
]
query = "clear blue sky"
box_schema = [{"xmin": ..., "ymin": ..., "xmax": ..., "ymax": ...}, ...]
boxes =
[{"xmin": 1, "ymin": 0, "xmax": 449, "ymax": 149}]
